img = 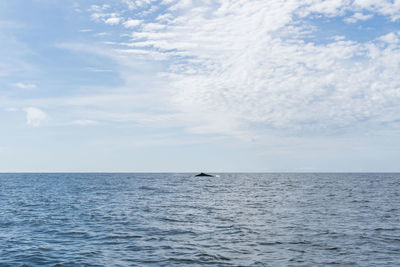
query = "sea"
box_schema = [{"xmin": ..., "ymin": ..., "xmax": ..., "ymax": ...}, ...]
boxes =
[{"xmin": 0, "ymin": 173, "xmax": 399, "ymax": 266}]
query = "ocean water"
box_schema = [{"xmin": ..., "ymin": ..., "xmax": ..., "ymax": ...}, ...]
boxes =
[{"xmin": 0, "ymin": 173, "xmax": 399, "ymax": 266}]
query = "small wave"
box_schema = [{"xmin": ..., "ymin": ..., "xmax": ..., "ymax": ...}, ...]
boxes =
[
  {"xmin": 258, "ymin": 241, "xmax": 283, "ymax": 246},
  {"xmin": 374, "ymin": 228, "xmax": 399, "ymax": 231},
  {"xmin": 138, "ymin": 186, "xmax": 158, "ymax": 191}
]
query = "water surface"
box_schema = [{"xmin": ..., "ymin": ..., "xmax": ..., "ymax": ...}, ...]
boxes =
[{"xmin": 0, "ymin": 173, "xmax": 399, "ymax": 266}]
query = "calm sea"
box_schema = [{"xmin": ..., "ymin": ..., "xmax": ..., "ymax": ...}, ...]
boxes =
[{"xmin": 0, "ymin": 173, "xmax": 399, "ymax": 266}]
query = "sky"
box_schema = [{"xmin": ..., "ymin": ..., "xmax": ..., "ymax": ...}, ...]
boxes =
[{"xmin": 1, "ymin": 0, "xmax": 400, "ymax": 172}]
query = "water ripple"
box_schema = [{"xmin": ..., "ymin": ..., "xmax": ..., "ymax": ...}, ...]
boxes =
[{"xmin": 1, "ymin": 173, "xmax": 400, "ymax": 265}]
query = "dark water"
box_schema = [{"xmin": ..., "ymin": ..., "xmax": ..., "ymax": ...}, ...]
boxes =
[{"xmin": 0, "ymin": 173, "xmax": 400, "ymax": 266}]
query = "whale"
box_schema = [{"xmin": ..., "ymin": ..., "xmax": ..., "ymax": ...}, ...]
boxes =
[{"xmin": 195, "ymin": 172, "xmax": 214, "ymax": 177}]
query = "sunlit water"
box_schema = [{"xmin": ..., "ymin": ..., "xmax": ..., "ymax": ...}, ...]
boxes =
[{"xmin": 0, "ymin": 173, "xmax": 399, "ymax": 266}]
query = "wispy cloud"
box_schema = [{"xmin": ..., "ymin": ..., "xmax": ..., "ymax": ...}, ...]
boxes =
[
  {"xmin": 55, "ymin": 1, "xmax": 400, "ymax": 141},
  {"xmin": 344, "ymin": 12, "xmax": 373, "ymax": 23},
  {"xmin": 94, "ymin": 32, "xmax": 110, "ymax": 37},
  {"xmin": 0, "ymin": 23, "xmax": 36, "ymax": 77},
  {"xmin": 85, "ymin": 67, "xmax": 113, "ymax": 72},
  {"xmin": 84, "ymin": 1, "xmax": 400, "ymax": 137},
  {"xmin": 13, "ymin": 82, "xmax": 37, "ymax": 89},
  {"xmin": 79, "ymin": 29, "xmax": 93, "ymax": 33},
  {"xmin": 104, "ymin": 17, "xmax": 121, "ymax": 25}
]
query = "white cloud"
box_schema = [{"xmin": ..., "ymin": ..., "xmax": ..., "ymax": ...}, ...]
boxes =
[
  {"xmin": 344, "ymin": 12, "xmax": 373, "ymax": 23},
  {"xmin": 121, "ymin": 0, "xmax": 158, "ymax": 10},
  {"xmin": 121, "ymin": 0, "xmax": 136, "ymax": 10},
  {"xmin": 24, "ymin": 107, "xmax": 47, "ymax": 127},
  {"xmin": 13, "ymin": 82, "xmax": 37, "ymax": 89},
  {"xmin": 352, "ymin": 0, "xmax": 400, "ymax": 21},
  {"xmin": 89, "ymin": 4, "xmax": 110, "ymax": 12},
  {"xmin": 379, "ymin": 32, "xmax": 400, "ymax": 44},
  {"xmin": 91, "ymin": 11, "xmax": 122, "ymax": 26},
  {"xmin": 104, "ymin": 17, "xmax": 121, "ymax": 25},
  {"xmin": 123, "ymin": 19, "xmax": 142, "ymax": 28},
  {"xmin": 332, "ymin": 35, "xmax": 346, "ymax": 41},
  {"xmin": 72, "ymin": 1, "xmax": 400, "ymax": 139},
  {"xmin": 79, "ymin": 29, "xmax": 93, "ymax": 32},
  {"xmin": 85, "ymin": 67, "xmax": 113, "ymax": 72},
  {"xmin": 95, "ymin": 32, "xmax": 109, "ymax": 37}
]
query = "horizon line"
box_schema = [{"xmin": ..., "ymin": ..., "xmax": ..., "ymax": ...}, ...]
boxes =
[{"xmin": 1, "ymin": 171, "xmax": 400, "ymax": 174}]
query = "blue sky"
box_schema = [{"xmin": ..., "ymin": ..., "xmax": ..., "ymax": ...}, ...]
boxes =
[{"xmin": 1, "ymin": 0, "xmax": 400, "ymax": 172}]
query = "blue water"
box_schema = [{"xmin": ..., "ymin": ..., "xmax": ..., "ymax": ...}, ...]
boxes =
[{"xmin": 0, "ymin": 173, "xmax": 399, "ymax": 266}]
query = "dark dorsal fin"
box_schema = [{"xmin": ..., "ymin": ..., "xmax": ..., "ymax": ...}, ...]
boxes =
[{"xmin": 195, "ymin": 172, "xmax": 214, "ymax": 177}]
